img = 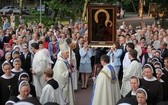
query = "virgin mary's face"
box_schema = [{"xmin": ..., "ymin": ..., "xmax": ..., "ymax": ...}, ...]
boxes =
[{"xmin": 98, "ymin": 13, "xmax": 106, "ymax": 23}]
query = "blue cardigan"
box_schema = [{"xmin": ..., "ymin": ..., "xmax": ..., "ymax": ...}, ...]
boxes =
[{"xmin": 79, "ymin": 48, "xmax": 92, "ymax": 64}]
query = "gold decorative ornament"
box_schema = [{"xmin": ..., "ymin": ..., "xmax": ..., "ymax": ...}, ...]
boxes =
[{"xmin": 94, "ymin": 9, "xmax": 113, "ymax": 27}]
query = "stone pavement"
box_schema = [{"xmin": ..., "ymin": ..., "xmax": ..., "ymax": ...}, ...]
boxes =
[{"xmin": 74, "ymin": 79, "xmax": 93, "ymax": 105}]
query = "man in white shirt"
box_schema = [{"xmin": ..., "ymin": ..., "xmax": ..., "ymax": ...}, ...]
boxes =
[
  {"xmin": 121, "ymin": 49, "xmax": 142, "ymax": 97},
  {"xmin": 122, "ymin": 42, "xmax": 135, "ymax": 71},
  {"xmin": 40, "ymin": 68, "xmax": 60, "ymax": 105},
  {"xmin": 31, "ymin": 43, "xmax": 49, "ymax": 97}
]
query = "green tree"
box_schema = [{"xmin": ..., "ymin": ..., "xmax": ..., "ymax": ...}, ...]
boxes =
[
  {"xmin": 44, "ymin": 0, "xmax": 63, "ymax": 21},
  {"xmin": 20, "ymin": 0, "xmax": 23, "ymax": 16},
  {"xmin": 44, "ymin": 0, "xmax": 84, "ymax": 21}
]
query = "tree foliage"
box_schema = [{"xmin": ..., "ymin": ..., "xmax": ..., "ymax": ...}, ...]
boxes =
[
  {"xmin": 151, "ymin": 0, "xmax": 168, "ymax": 17},
  {"xmin": 43, "ymin": 0, "xmax": 168, "ymax": 21},
  {"xmin": 44, "ymin": 0, "xmax": 84, "ymax": 21}
]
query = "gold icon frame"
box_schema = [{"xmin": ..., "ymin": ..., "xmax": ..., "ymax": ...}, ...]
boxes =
[{"xmin": 88, "ymin": 4, "xmax": 117, "ymax": 47}]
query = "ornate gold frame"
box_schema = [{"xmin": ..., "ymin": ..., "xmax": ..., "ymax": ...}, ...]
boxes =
[{"xmin": 88, "ymin": 4, "xmax": 117, "ymax": 47}]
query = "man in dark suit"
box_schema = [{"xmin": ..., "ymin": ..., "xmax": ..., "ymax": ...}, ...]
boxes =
[
  {"xmin": 73, "ymin": 36, "xmax": 84, "ymax": 71},
  {"xmin": 20, "ymin": 45, "xmax": 32, "ymax": 82},
  {"xmin": 118, "ymin": 35, "xmax": 127, "ymax": 83},
  {"xmin": 73, "ymin": 36, "xmax": 84, "ymax": 82},
  {"xmin": 159, "ymin": 42, "xmax": 168, "ymax": 60}
]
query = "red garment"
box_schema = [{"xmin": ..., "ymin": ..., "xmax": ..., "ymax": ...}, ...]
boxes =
[
  {"xmin": 0, "ymin": 49, "xmax": 4, "ymax": 58},
  {"xmin": 43, "ymin": 42, "xmax": 48, "ymax": 49},
  {"xmin": 52, "ymin": 43, "xmax": 56, "ymax": 54},
  {"xmin": 142, "ymin": 47, "xmax": 147, "ymax": 55},
  {"xmin": 139, "ymin": 43, "xmax": 147, "ymax": 55},
  {"xmin": 9, "ymin": 39, "xmax": 13, "ymax": 46}
]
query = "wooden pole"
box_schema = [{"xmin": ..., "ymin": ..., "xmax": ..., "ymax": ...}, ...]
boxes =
[
  {"xmin": 82, "ymin": 0, "xmax": 88, "ymax": 21},
  {"xmin": 19, "ymin": 0, "xmax": 23, "ymax": 16},
  {"xmin": 138, "ymin": 0, "xmax": 143, "ymax": 18}
]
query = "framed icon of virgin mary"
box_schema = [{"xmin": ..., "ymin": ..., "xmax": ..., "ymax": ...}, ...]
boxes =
[{"xmin": 88, "ymin": 4, "xmax": 117, "ymax": 47}]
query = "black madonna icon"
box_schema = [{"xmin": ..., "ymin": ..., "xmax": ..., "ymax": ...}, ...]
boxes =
[{"xmin": 88, "ymin": 4, "xmax": 117, "ymax": 47}]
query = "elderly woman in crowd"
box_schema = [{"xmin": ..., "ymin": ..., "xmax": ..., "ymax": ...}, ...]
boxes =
[{"xmin": 6, "ymin": 80, "xmax": 32, "ymax": 104}]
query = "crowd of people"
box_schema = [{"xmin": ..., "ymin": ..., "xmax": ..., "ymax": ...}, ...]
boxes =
[
  {"xmin": 99, "ymin": 21, "xmax": 168, "ymax": 105},
  {"xmin": 0, "ymin": 13, "xmax": 89, "ymax": 105},
  {"xmin": 0, "ymin": 12, "xmax": 168, "ymax": 105}
]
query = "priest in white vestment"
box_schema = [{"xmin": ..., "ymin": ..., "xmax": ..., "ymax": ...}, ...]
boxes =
[
  {"xmin": 31, "ymin": 43, "xmax": 50, "ymax": 97},
  {"xmin": 68, "ymin": 46, "xmax": 78, "ymax": 91},
  {"xmin": 57, "ymin": 38, "xmax": 78, "ymax": 90},
  {"xmin": 121, "ymin": 49, "xmax": 142, "ymax": 97},
  {"xmin": 53, "ymin": 40, "xmax": 74, "ymax": 105},
  {"xmin": 39, "ymin": 41, "xmax": 53, "ymax": 65},
  {"xmin": 90, "ymin": 55, "xmax": 121, "ymax": 105}
]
